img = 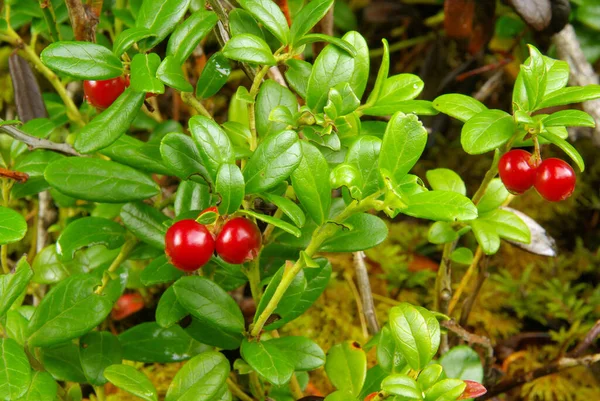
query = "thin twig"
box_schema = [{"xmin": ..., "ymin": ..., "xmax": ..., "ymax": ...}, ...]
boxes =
[
  {"xmin": 65, "ymin": 0, "xmax": 99, "ymax": 42},
  {"xmin": 458, "ymin": 262, "xmax": 488, "ymax": 328},
  {"xmin": 0, "ymin": 119, "xmax": 81, "ymax": 156},
  {"xmin": 442, "ymin": 320, "xmax": 494, "ymax": 380},
  {"xmin": 345, "ymin": 272, "xmax": 369, "ymax": 340},
  {"xmin": 448, "ymin": 247, "xmax": 483, "ymax": 315},
  {"xmin": 353, "ymin": 251, "xmax": 380, "ymax": 335},
  {"xmin": 568, "ymin": 320, "xmax": 600, "ymax": 358},
  {"xmin": 180, "ymin": 92, "xmax": 213, "ymax": 119},
  {"xmin": 226, "ymin": 378, "xmax": 255, "ymax": 401},
  {"xmin": 474, "ymin": 69, "xmax": 505, "ymax": 102},
  {"xmin": 0, "ymin": 167, "xmax": 28, "ymax": 183}
]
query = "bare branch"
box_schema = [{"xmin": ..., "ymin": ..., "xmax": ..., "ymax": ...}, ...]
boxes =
[
  {"xmin": 0, "ymin": 120, "xmax": 81, "ymax": 156},
  {"xmin": 353, "ymin": 251, "xmax": 380, "ymax": 335},
  {"xmin": 65, "ymin": 0, "xmax": 100, "ymax": 42},
  {"xmin": 568, "ymin": 319, "xmax": 600, "ymax": 358}
]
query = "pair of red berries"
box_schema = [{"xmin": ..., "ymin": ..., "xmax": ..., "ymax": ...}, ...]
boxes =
[
  {"xmin": 165, "ymin": 215, "xmax": 262, "ymax": 271},
  {"xmin": 498, "ymin": 149, "xmax": 576, "ymax": 202}
]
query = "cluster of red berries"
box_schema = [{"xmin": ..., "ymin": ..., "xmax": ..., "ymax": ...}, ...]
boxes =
[
  {"xmin": 164, "ymin": 210, "xmax": 262, "ymax": 272},
  {"xmin": 498, "ymin": 149, "xmax": 576, "ymax": 202}
]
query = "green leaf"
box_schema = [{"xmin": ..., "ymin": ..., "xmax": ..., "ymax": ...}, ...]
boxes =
[
  {"xmin": 0, "ymin": 206, "xmax": 27, "ymax": 245},
  {"xmin": 104, "ymin": 365, "xmax": 158, "ymax": 401},
  {"xmin": 241, "ymin": 337, "xmax": 325, "ymax": 386},
  {"xmin": 284, "ymin": 59, "xmax": 312, "ymax": 99},
  {"xmin": 160, "ymin": 133, "xmax": 211, "ymax": 184},
  {"xmin": 256, "ymin": 80, "xmax": 298, "ymax": 138},
  {"xmin": 324, "ymin": 83, "xmax": 360, "ymax": 119},
  {"xmin": 40, "ymin": 41, "xmax": 123, "ymax": 79},
  {"xmin": 0, "ymin": 338, "xmax": 31, "ymax": 400},
  {"xmin": 538, "ymin": 85, "xmax": 600, "ymax": 109},
  {"xmin": 156, "ymin": 286, "xmax": 188, "ymax": 328},
  {"xmin": 214, "ymin": 163, "xmax": 244, "ymax": 215},
  {"xmin": 379, "ymin": 112, "xmax": 428, "ymax": 183},
  {"xmin": 324, "ymin": 391, "xmax": 359, "ymax": 401},
  {"xmin": 27, "ymin": 275, "xmax": 113, "ymax": 347},
  {"xmin": 222, "ymin": 34, "xmax": 276, "ymax": 65},
  {"xmin": 450, "ymin": 247, "xmax": 474, "ymax": 265},
  {"xmin": 140, "ymin": 255, "xmax": 184, "ymax": 286},
  {"xmin": 307, "ymin": 31, "xmax": 369, "ymax": 111},
  {"xmin": 424, "ymin": 379, "xmax": 466, "ymax": 401},
  {"xmin": 402, "ymin": 191, "xmax": 477, "ymax": 222},
  {"xmin": 345, "ymin": 135, "xmax": 382, "ymax": 198},
  {"xmin": 100, "ymin": 135, "xmax": 173, "ymax": 176},
  {"xmin": 432, "ymin": 94, "xmax": 487, "ymax": 123},
  {"xmin": 428, "ymin": 221, "xmax": 458, "ymax": 244},
  {"xmin": 166, "ymin": 10, "xmax": 218, "ymax": 64},
  {"xmin": 381, "ymin": 375, "xmax": 422, "ymax": 399},
  {"xmin": 230, "ymin": 9, "xmax": 265, "ymax": 39},
  {"xmin": 478, "ymin": 209, "xmax": 530, "ymax": 243},
  {"xmin": 325, "ymin": 341, "xmax": 367, "ymax": 395},
  {"xmin": 75, "ymin": 88, "xmax": 146, "ymax": 153},
  {"xmin": 291, "ymin": 141, "xmax": 330, "ymax": 225},
  {"xmin": 156, "ymin": 56, "xmax": 193, "ymax": 92},
  {"xmin": 184, "ymin": 315, "xmax": 243, "ymax": 350},
  {"xmin": 461, "ymin": 110, "xmax": 515, "ymax": 154},
  {"xmin": 426, "ymin": 168, "xmax": 466, "ymax": 195},
  {"xmin": 120, "ymin": 202, "xmax": 169, "ymax": 249},
  {"xmin": 538, "ymin": 130, "xmax": 585, "ymax": 172},
  {"xmin": 173, "ymin": 276, "xmax": 245, "ymax": 335},
  {"xmin": 244, "ymin": 130, "xmax": 301, "ymax": 194},
  {"xmin": 45, "ymin": 157, "xmax": 159, "ymax": 203},
  {"xmin": 294, "ymin": 33, "xmax": 357, "ymax": 57},
  {"xmin": 320, "ymin": 213, "xmax": 387, "ymax": 252},
  {"xmin": 470, "ymin": 219, "xmax": 500, "ymax": 255},
  {"xmin": 439, "ymin": 345, "xmax": 484, "ymax": 383},
  {"xmin": 261, "ymin": 193, "xmax": 306, "ymax": 228},
  {"xmin": 136, "ymin": 0, "xmax": 191, "ymax": 51},
  {"xmin": 165, "ymin": 351, "xmax": 230, "ymax": 401},
  {"xmin": 389, "ymin": 303, "xmax": 440, "ymax": 370},
  {"xmin": 255, "ymin": 263, "xmax": 306, "ymax": 323},
  {"xmin": 189, "ymin": 116, "xmax": 235, "ymax": 182},
  {"xmin": 520, "ymin": 45, "xmax": 547, "ymax": 110},
  {"xmin": 238, "ymin": 210, "xmax": 300, "ymax": 237},
  {"xmin": 417, "ymin": 364, "xmax": 444, "ymax": 389},
  {"xmin": 363, "ymin": 74, "xmax": 424, "ymax": 116},
  {"xmin": 39, "ymin": 343, "xmax": 86, "ymax": 383},
  {"xmin": 376, "ymin": 325, "xmax": 408, "ymax": 374},
  {"xmin": 119, "ymin": 322, "xmax": 209, "ymax": 363},
  {"xmin": 112, "ymin": 27, "xmax": 156, "ymax": 56},
  {"xmin": 56, "ymin": 217, "xmax": 126, "ymax": 262},
  {"xmin": 11, "ymin": 151, "xmax": 64, "ymax": 199},
  {"xmin": 513, "ymin": 56, "xmax": 570, "ymax": 112},
  {"xmin": 365, "ymin": 39, "xmax": 389, "ymax": 107},
  {"xmin": 330, "ymin": 164, "xmax": 363, "ymax": 199},
  {"xmin": 4, "ymin": 309, "xmax": 30, "ymax": 346},
  {"xmin": 174, "ymin": 181, "xmax": 211, "ymax": 216},
  {"xmin": 196, "ymin": 52, "xmax": 231, "ymax": 99},
  {"xmin": 15, "ymin": 371, "xmax": 57, "ymax": 401},
  {"xmin": 130, "ymin": 53, "xmax": 164, "ymax": 94},
  {"xmin": 0, "ymin": 258, "xmax": 32, "ymax": 318},
  {"xmin": 477, "ymin": 178, "xmax": 509, "ymax": 214},
  {"xmin": 79, "ymin": 331, "xmax": 122, "ymax": 386},
  {"xmin": 543, "ymin": 110, "xmax": 595, "ymax": 127},
  {"xmin": 290, "ymin": 0, "xmax": 333, "ymax": 43},
  {"xmin": 238, "ymin": 0, "xmax": 290, "ymax": 44}
]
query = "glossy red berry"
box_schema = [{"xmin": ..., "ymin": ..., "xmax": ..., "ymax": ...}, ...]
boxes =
[
  {"xmin": 111, "ymin": 293, "xmax": 144, "ymax": 321},
  {"xmin": 165, "ymin": 219, "xmax": 215, "ymax": 271},
  {"xmin": 83, "ymin": 77, "xmax": 127, "ymax": 109},
  {"xmin": 534, "ymin": 158, "xmax": 576, "ymax": 202},
  {"xmin": 215, "ymin": 217, "xmax": 262, "ymax": 264},
  {"xmin": 498, "ymin": 149, "xmax": 539, "ymax": 194}
]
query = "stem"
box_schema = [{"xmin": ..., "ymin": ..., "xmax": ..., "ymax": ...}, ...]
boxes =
[
  {"xmin": 94, "ymin": 239, "xmax": 136, "ymax": 295},
  {"xmin": 0, "ymin": 118, "xmax": 81, "ymax": 156},
  {"xmin": 245, "ymin": 257, "xmax": 263, "ymax": 303},
  {"xmin": 1, "ymin": 246, "xmax": 8, "ymax": 274},
  {"xmin": 39, "ymin": 0, "xmax": 61, "ymax": 42},
  {"xmin": 471, "ymin": 150, "xmax": 500, "ymax": 205},
  {"xmin": 369, "ymin": 33, "xmax": 436, "ymax": 58},
  {"xmin": 114, "ymin": 0, "xmax": 125, "ymax": 36},
  {"xmin": 247, "ymin": 65, "xmax": 271, "ymax": 151},
  {"xmin": 94, "ymin": 386, "xmax": 105, "ymax": 401},
  {"xmin": 447, "ymin": 247, "xmax": 483, "ymax": 315},
  {"xmin": 353, "ymin": 251, "xmax": 380, "ymax": 335},
  {"xmin": 262, "ymin": 208, "xmax": 284, "ymax": 243},
  {"xmin": 289, "ymin": 373, "xmax": 304, "ymax": 399},
  {"xmin": 434, "ymin": 241, "xmax": 455, "ymax": 313},
  {"xmin": 180, "ymin": 92, "xmax": 213, "ymax": 119},
  {"xmin": 226, "ymin": 378, "xmax": 255, "ymax": 401},
  {"xmin": 3, "ymin": 29, "xmax": 85, "ymax": 127}
]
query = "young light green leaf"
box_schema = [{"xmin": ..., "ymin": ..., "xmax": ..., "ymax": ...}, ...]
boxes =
[
  {"xmin": 439, "ymin": 345, "xmax": 484, "ymax": 383},
  {"xmin": 381, "ymin": 375, "xmax": 422, "ymax": 399},
  {"xmin": 478, "ymin": 209, "xmax": 530, "ymax": 244},
  {"xmin": 130, "ymin": 53, "xmax": 164, "ymax": 94},
  {"xmin": 417, "ymin": 364, "xmax": 444, "ymax": 389},
  {"xmin": 294, "ymin": 33, "xmax": 357, "ymax": 56},
  {"xmin": 379, "ymin": 112, "xmax": 428, "ymax": 183},
  {"xmin": 284, "ymin": 59, "xmax": 312, "ymax": 99},
  {"xmin": 520, "ymin": 45, "xmax": 547, "ymax": 110},
  {"xmin": 165, "ymin": 351, "xmax": 230, "ymax": 401},
  {"xmin": 113, "ymin": 27, "xmax": 156, "ymax": 56},
  {"xmin": 470, "ymin": 219, "xmax": 500, "ymax": 255},
  {"xmin": 345, "ymin": 135, "xmax": 382, "ymax": 197},
  {"xmin": 156, "ymin": 56, "xmax": 193, "ymax": 92},
  {"xmin": 365, "ymin": 39, "xmax": 389, "ymax": 107},
  {"xmin": 424, "ymin": 379, "xmax": 466, "ymax": 401},
  {"xmin": 45, "ymin": 157, "xmax": 160, "ymax": 203},
  {"xmin": 215, "ymin": 163, "xmax": 245, "ymax": 215},
  {"xmin": 243, "ymin": 130, "xmax": 302, "ymax": 194},
  {"xmin": 74, "ymin": 89, "xmax": 146, "ymax": 153},
  {"xmin": 363, "ymin": 74, "xmax": 424, "ymax": 116},
  {"xmin": 196, "ymin": 52, "xmax": 231, "ymax": 99},
  {"xmin": 0, "ymin": 258, "xmax": 32, "ymax": 318},
  {"xmin": 461, "ymin": 109, "xmax": 515, "ymax": 154},
  {"xmin": 0, "ymin": 338, "xmax": 31, "ymax": 400},
  {"xmin": 104, "ymin": 365, "xmax": 158, "ymax": 401},
  {"xmin": 136, "ymin": 0, "xmax": 191, "ymax": 51},
  {"xmin": 166, "ymin": 10, "xmax": 218, "ymax": 64},
  {"xmin": 538, "ymin": 85, "xmax": 600, "ymax": 109},
  {"xmin": 325, "ymin": 341, "xmax": 367, "ymax": 395},
  {"xmin": 428, "ymin": 221, "xmax": 458, "ymax": 244},
  {"xmin": 320, "ymin": 213, "xmax": 388, "ymax": 252},
  {"xmin": 189, "ymin": 116, "xmax": 235, "ymax": 182},
  {"xmin": 376, "ymin": 325, "xmax": 408, "ymax": 374},
  {"xmin": 450, "ymin": 247, "xmax": 474, "ymax": 265},
  {"xmin": 120, "ymin": 202, "xmax": 169, "ymax": 249},
  {"xmin": 41, "ymin": 41, "xmax": 123, "ymax": 79},
  {"xmin": 0, "ymin": 206, "xmax": 27, "ymax": 245},
  {"xmin": 543, "ymin": 109, "xmax": 595, "ymax": 128},
  {"xmin": 238, "ymin": 210, "xmax": 301, "ymax": 237},
  {"xmin": 538, "ymin": 130, "xmax": 585, "ymax": 172},
  {"xmin": 222, "ymin": 34, "xmax": 277, "ymax": 65},
  {"xmin": 16, "ymin": 371, "xmax": 57, "ymax": 401},
  {"xmin": 79, "ymin": 331, "xmax": 122, "ymax": 386},
  {"xmin": 256, "ymin": 80, "xmax": 298, "ymax": 137},
  {"xmin": 426, "ymin": 168, "xmax": 466, "ymax": 195},
  {"xmin": 477, "ymin": 178, "xmax": 509, "ymax": 213},
  {"xmin": 261, "ymin": 193, "xmax": 306, "ymax": 228},
  {"xmin": 290, "ymin": 0, "xmax": 333, "ymax": 43},
  {"xmin": 55, "ymin": 217, "xmax": 126, "ymax": 261},
  {"xmin": 402, "ymin": 191, "xmax": 478, "ymax": 222},
  {"xmin": 433, "ymin": 94, "xmax": 487, "ymax": 123},
  {"xmin": 238, "ymin": 0, "xmax": 290, "ymax": 44}
]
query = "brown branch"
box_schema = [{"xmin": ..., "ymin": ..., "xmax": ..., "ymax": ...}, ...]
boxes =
[
  {"xmin": 65, "ymin": 0, "xmax": 100, "ymax": 42},
  {"xmin": 442, "ymin": 319, "xmax": 495, "ymax": 380},
  {"xmin": 459, "ymin": 257, "xmax": 489, "ymax": 327},
  {"xmin": 353, "ymin": 251, "xmax": 380, "ymax": 335},
  {"xmin": 568, "ymin": 319, "xmax": 600, "ymax": 358},
  {"xmin": 0, "ymin": 120, "xmax": 81, "ymax": 156},
  {"xmin": 0, "ymin": 167, "xmax": 29, "ymax": 183}
]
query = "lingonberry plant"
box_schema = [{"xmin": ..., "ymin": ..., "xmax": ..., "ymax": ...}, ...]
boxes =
[{"xmin": 0, "ymin": 0, "xmax": 599, "ymax": 400}]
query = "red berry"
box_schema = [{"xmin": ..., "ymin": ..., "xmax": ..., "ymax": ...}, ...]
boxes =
[
  {"xmin": 534, "ymin": 158, "xmax": 576, "ymax": 202},
  {"xmin": 111, "ymin": 293, "xmax": 144, "ymax": 321},
  {"xmin": 215, "ymin": 217, "xmax": 262, "ymax": 264},
  {"xmin": 498, "ymin": 149, "xmax": 539, "ymax": 194},
  {"xmin": 83, "ymin": 77, "xmax": 127, "ymax": 109},
  {"xmin": 165, "ymin": 219, "xmax": 215, "ymax": 271}
]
